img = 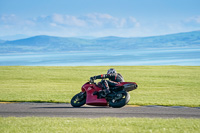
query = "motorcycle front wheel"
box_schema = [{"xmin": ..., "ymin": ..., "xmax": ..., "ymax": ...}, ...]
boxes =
[
  {"xmin": 71, "ymin": 92, "xmax": 86, "ymax": 107},
  {"xmin": 109, "ymin": 91, "xmax": 130, "ymax": 108}
]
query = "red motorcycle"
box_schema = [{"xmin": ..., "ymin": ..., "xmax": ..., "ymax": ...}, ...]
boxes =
[{"xmin": 71, "ymin": 79, "xmax": 138, "ymax": 108}]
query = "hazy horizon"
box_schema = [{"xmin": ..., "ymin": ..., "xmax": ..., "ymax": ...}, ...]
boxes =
[{"xmin": 1, "ymin": 30, "xmax": 200, "ymax": 41}]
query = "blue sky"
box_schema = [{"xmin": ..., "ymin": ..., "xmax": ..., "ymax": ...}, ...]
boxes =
[{"xmin": 0, "ymin": 0, "xmax": 200, "ymax": 38}]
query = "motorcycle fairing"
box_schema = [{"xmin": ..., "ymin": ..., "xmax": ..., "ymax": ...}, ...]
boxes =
[{"xmin": 82, "ymin": 82, "xmax": 108, "ymax": 106}]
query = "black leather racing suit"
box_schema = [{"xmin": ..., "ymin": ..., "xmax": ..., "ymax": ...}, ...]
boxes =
[{"xmin": 94, "ymin": 73, "xmax": 124, "ymax": 94}]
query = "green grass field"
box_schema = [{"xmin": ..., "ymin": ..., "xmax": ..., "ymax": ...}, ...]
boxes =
[
  {"xmin": 0, "ymin": 66, "xmax": 200, "ymax": 107},
  {"xmin": 0, "ymin": 117, "xmax": 200, "ymax": 133},
  {"xmin": 0, "ymin": 66, "xmax": 200, "ymax": 133}
]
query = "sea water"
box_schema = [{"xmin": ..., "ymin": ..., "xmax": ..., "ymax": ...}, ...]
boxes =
[{"xmin": 0, "ymin": 48, "xmax": 200, "ymax": 66}]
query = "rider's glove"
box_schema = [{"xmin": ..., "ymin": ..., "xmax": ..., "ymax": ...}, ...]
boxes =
[{"xmin": 90, "ymin": 76, "xmax": 96, "ymax": 81}]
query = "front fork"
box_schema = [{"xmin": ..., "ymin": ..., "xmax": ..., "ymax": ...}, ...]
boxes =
[{"xmin": 79, "ymin": 91, "xmax": 86, "ymax": 99}]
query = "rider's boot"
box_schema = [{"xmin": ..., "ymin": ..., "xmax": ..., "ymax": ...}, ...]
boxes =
[
  {"xmin": 100, "ymin": 89, "xmax": 110, "ymax": 98},
  {"xmin": 93, "ymin": 91, "xmax": 98, "ymax": 95}
]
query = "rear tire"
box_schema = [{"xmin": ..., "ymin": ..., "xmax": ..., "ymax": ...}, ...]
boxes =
[
  {"xmin": 109, "ymin": 91, "xmax": 130, "ymax": 108},
  {"xmin": 71, "ymin": 92, "xmax": 86, "ymax": 107}
]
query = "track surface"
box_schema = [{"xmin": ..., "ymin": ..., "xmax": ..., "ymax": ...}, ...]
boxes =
[{"xmin": 0, "ymin": 103, "xmax": 200, "ymax": 118}]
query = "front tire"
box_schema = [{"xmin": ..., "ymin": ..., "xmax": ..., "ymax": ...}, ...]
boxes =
[
  {"xmin": 109, "ymin": 91, "xmax": 130, "ymax": 108},
  {"xmin": 71, "ymin": 92, "xmax": 86, "ymax": 107}
]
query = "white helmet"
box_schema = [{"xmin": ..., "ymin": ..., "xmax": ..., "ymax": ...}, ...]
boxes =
[{"xmin": 107, "ymin": 68, "xmax": 116, "ymax": 74}]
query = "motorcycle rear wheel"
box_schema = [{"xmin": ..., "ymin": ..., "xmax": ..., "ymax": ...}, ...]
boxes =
[
  {"xmin": 109, "ymin": 91, "xmax": 130, "ymax": 108},
  {"xmin": 71, "ymin": 92, "xmax": 86, "ymax": 107}
]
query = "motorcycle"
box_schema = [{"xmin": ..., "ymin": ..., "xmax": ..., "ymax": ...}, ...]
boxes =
[{"xmin": 71, "ymin": 79, "xmax": 138, "ymax": 108}]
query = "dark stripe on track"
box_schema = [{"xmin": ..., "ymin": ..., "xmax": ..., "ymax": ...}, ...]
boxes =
[{"xmin": 0, "ymin": 103, "xmax": 199, "ymax": 118}]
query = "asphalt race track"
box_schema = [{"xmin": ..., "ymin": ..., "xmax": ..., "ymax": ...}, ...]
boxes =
[{"xmin": 0, "ymin": 102, "xmax": 200, "ymax": 118}]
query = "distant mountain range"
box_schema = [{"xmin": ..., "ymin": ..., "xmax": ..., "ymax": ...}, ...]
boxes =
[{"xmin": 0, "ymin": 31, "xmax": 200, "ymax": 53}]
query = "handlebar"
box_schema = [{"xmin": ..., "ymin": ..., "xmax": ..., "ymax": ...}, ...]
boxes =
[
  {"xmin": 89, "ymin": 79, "xmax": 94, "ymax": 84},
  {"xmin": 89, "ymin": 78, "xmax": 105, "ymax": 85}
]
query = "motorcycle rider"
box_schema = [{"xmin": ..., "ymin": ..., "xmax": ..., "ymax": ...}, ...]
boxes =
[{"xmin": 90, "ymin": 68, "xmax": 124, "ymax": 97}]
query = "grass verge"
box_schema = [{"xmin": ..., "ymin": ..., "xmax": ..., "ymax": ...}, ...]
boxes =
[
  {"xmin": 0, "ymin": 117, "xmax": 200, "ymax": 133},
  {"xmin": 0, "ymin": 66, "xmax": 199, "ymax": 107}
]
